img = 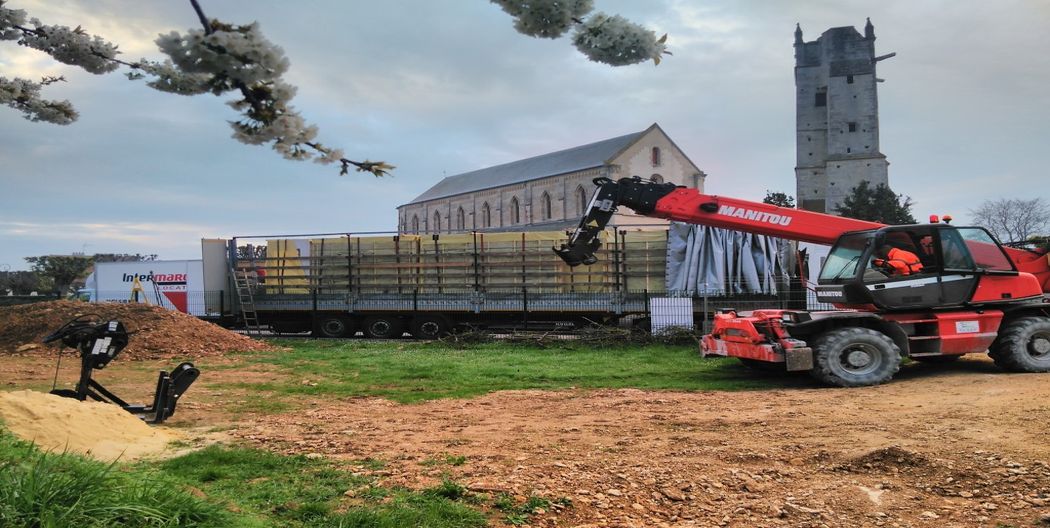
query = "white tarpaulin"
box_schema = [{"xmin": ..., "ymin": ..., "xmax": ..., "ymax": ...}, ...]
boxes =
[{"xmin": 665, "ymin": 222, "xmax": 788, "ymax": 295}]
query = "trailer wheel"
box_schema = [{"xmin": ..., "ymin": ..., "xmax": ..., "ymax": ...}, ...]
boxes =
[
  {"xmin": 363, "ymin": 316, "xmax": 404, "ymax": 339},
  {"xmin": 313, "ymin": 316, "xmax": 354, "ymax": 338},
  {"xmin": 989, "ymin": 317, "xmax": 1050, "ymax": 372},
  {"xmin": 811, "ymin": 327, "xmax": 901, "ymax": 387},
  {"xmin": 410, "ymin": 315, "xmax": 449, "ymax": 340}
]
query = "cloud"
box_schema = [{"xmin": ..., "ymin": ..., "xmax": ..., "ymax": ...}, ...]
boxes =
[{"xmin": 0, "ymin": 219, "xmax": 220, "ymax": 245}]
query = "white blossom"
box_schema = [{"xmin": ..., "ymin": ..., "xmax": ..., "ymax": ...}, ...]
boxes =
[
  {"xmin": 154, "ymin": 23, "xmax": 289, "ymax": 87},
  {"xmin": 572, "ymin": 12, "xmax": 667, "ymax": 66},
  {"xmin": 0, "ymin": 3, "xmax": 26, "ymax": 40},
  {"xmin": 18, "ymin": 19, "xmax": 120, "ymax": 74},
  {"xmin": 492, "ymin": 0, "xmax": 593, "ymax": 39},
  {"xmin": 136, "ymin": 59, "xmax": 211, "ymax": 95},
  {"xmin": 315, "ymin": 146, "xmax": 344, "ymax": 165},
  {"xmin": 0, "ymin": 76, "xmax": 77, "ymax": 124}
]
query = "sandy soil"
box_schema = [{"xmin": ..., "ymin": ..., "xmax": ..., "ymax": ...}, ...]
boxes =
[{"xmin": 3, "ymin": 353, "xmax": 1049, "ymax": 527}]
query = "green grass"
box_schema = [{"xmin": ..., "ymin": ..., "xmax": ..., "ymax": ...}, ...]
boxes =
[
  {"xmin": 0, "ymin": 430, "xmax": 225, "ymax": 528},
  {"xmin": 0, "ymin": 429, "xmax": 487, "ymax": 528},
  {"xmin": 156, "ymin": 445, "xmax": 486, "ymax": 528},
  {"xmin": 221, "ymin": 339, "xmax": 807, "ymax": 403}
]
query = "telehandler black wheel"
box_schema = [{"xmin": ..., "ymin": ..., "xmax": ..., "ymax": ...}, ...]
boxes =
[
  {"xmin": 810, "ymin": 327, "xmax": 901, "ymax": 387},
  {"xmin": 313, "ymin": 316, "xmax": 354, "ymax": 338},
  {"xmin": 363, "ymin": 315, "xmax": 404, "ymax": 339},
  {"xmin": 989, "ymin": 317, "xmax": 1050, "ymax": 372}
]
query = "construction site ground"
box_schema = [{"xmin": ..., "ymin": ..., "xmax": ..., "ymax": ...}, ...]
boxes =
[{"xmin": 2, "ymin": 348, "xmax": 1049, "ymax": 527}]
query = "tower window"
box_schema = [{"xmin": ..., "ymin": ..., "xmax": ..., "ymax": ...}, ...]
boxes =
[
  {"xmin": 846, "ymin": 147, "xmax": 851, "ymax": 153},
  {"xmin": 815, "ymin": 92, "xmax": 827, "ymax": 107},
  {"xmin": 847, "ymin": 75, "xmax": 855, "ymax": 84},
  {"xmin": 848, "ymin": 122, "xmax": 857, "ymax": 132}
]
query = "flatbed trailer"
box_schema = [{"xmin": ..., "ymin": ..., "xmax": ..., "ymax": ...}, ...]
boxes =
[{"xmin": 205, "ymin": 229, "xmax": 677, "ymax": 338}]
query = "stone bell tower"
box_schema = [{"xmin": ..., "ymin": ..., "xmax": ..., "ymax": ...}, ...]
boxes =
[{"xmin": 794, "ymin": 19, "xmax": 895, "ymax": 214}]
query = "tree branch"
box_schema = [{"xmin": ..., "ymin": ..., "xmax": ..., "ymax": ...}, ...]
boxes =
[{"xmin": 188, "ymin": 0, "xmax": 213, "ymax": 35}]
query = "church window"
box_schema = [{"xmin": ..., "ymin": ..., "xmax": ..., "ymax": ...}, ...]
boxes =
[
  {"xmin": 651, "ymin": 147, "xmax": 661, "ymax": 167},
  {"xmin": 650, "ymin": 174, "xmax": 663, "ymax": 184},
  {"xmin": 846, "ymin": 75, "xmax": 854, "ymax": 84},
  {"xmin": 509, "ymin": 197, "xmax": 520, "ymax": 224},
  {"xmin": 411, "ymin": 215, "xmax": 419, "ymax": 234},
  {"xmin": 576, "ymin": 186, "xmax": 588, "ymax": 215},
  {"xmin": 848, "ymin": 122, "xmax": 857, "ymax": 132},
  {"xmin": 540, "ymin": 192, "xmax": 552, "ymax": 220},
  {"xmin": 815, "ymin": 92, "xmax": 826, "ymax": 107},
  {"xmin": 456, "ymin": 207, "xmax": 465, "ymax": 230},
  {"xmin": 433, "ymin": 211, "xmax": 441, "ymax": 233},
  {"xmin": 481, "ymin": 203, "xmax": 491, "ymax": 228}
]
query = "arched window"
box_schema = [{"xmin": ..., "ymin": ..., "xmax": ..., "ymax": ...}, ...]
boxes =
[
  {"xmin": 509, "ymin": 197, "xmax": 520, "ymax": 224},
  {"xmin": 650, "ymin": 174, "xmax": 663, "ymax": 184},
  {"xmin": 456, "ymin": 207, "xmax": 465, "ymax": 231},
  {"xmin": 433, "ymin": 211, "xmax": 441, "ymax": 233},
  {"xmin": 651, "ymin": 146, "xmax": 661, "ymax": 167},
  {"xmin": 540, "ymin": 192, "xmax": 552, "ymax": 220},
  {"xmin": 576, "ymin": 186, "xmax": 588, "ymax": 215},
  {"xmin": 481, "ymin": 202, "xmax": 491, "ymax": 228},
  {"xmin": 411, "ymin": 215, "xmax": 419, "ymax": 234}
]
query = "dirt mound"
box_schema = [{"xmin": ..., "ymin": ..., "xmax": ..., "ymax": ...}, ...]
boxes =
[
  {"xmin": 846, "ymin": 445, "xmax": 929, "ymax": 471},
  {"xmin": 0, "ymin": 300, "xmax": 275, "ymax": 360},
  {"xmin": 0, "ymin": 390, "xmax": 178, "ymax": 461}
]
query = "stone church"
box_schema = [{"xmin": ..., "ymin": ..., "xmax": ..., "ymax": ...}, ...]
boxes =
[
  {"xmin": 794, "ymin": 19, "xmax": 895, "ymax": 214},
  {"xmin": 397, "ymin": 123, "xmax": 705, "ymax": 235}
]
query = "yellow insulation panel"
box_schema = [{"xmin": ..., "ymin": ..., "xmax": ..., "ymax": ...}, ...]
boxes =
[{"xmin": 260, "ymin": 230, "xmax": 666, "ymax": 294}]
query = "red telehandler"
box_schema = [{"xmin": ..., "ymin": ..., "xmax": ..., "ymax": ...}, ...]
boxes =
[{"xmin": 555, "ymin": 177, "xmax": 1050, "ymax": 387}]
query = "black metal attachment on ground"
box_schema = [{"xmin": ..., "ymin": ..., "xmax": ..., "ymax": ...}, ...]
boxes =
[{"xmin": 43, "ymin": 316, "xmax": 199, "ymax": 424}]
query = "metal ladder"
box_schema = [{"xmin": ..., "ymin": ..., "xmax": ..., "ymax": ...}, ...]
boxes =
[{"xmin": 232, "ymin": 268, "xmax": 264, "ymax": 335}]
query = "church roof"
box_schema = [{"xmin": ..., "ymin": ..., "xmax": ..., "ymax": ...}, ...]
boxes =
[{"xmin": 404, "ymin": 128, "xmax": 648, "ymax": 205}]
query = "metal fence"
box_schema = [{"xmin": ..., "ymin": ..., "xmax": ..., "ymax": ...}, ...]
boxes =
[{"xmin": 90, "ymin": 290, "xmax": 225, "ymax": 317}]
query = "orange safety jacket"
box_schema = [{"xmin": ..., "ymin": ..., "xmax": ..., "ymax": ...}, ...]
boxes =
[{"xmin": 877, "ymin": 248, "xmax": 924, "ymax": 276}]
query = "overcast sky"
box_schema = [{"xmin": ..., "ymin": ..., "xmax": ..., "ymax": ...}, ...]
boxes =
[{"xmin": 1, "ymin": 1, "xmax": 1047, "ymax": 270}]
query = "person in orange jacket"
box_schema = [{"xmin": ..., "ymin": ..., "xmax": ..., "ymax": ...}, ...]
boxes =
[{"xmin": 873, "ymin": 244, "xmax": 924, "ymax": 276}]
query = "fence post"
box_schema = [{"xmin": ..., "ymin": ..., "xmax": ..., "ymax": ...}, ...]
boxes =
[
  {"xmin": 311, "ymin": 287, "xmax": 318, "ymax": 333},
  {"xmin": 702, "ymin": 288, "xmax": 709, "ymax": 334}
]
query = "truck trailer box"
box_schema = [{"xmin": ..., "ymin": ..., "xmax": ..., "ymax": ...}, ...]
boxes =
[{"xmin": 86, "ymin": 260, "xmax": 205, "ymax": 316}]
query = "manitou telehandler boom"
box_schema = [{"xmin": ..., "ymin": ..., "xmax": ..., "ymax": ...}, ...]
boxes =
[{"xmin": 555, "ymin": 177, "xmax": 1050, "ymax": 387}]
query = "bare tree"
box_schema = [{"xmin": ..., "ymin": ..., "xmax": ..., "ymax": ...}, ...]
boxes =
[{"xmin": 970, "ymin": 198, "xmax": 1050, "ymax": 244}]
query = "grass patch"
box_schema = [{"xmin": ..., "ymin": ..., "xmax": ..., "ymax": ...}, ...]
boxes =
[
  {"xmin": 158, "ymin": 445, "xmax": 486, "ymax": 527},
  {"xmin": 0, "ymin": 428, "xmax": 487, "ymax": 528},
  {"xmin": 0, "ymin": 430, "xmax": 225, "ymax": 528},
  {"xmin": 421, "ymin": 454, "xmax": 468, "ymax": 467},
  {"xmin": 222, "ymin": 339, "xmax": 808, "ymax": 403},
  {"xmin": 493, "ymin": 493, "xmax": 569, "ymax": 525}
]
